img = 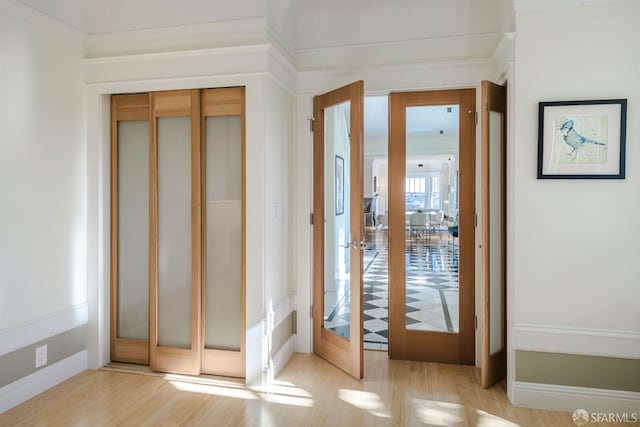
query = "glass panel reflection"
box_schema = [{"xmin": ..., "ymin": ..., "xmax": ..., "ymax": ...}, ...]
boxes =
[
  {"xmin": 404, "ymin": 105, "xmax": 459, "ymax": 333},
  {"xmin": 323, "ymin": 101, "xmax": 351, "ymax": 340}
]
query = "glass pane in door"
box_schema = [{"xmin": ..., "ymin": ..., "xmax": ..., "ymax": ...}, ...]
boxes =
[
  {"xmin": 118, "ymin": 120, "xmax": 149, "ymax": 339},
  {"xmin": 204, "ymin": 116, "xmax": 242, "ymax": 351},
  {"xmin": 323, "ymin": 101, "xmax": 351, "ymax": 339},
  {"xmin": 157, "ymin": 116, "xmax": 192, "ymax": 348},
  {"xmin": 489, "ymin": 110, "xmax": 503, "ymax": 355},
  {"xmin": 404, "ymin": 105, "xmax": 460, "ymax": 332}
]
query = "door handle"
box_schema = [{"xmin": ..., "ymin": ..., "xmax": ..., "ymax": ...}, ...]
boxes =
[{"xmin": 339, "ymin": 240, "xmax": 366, "ymax": 250}]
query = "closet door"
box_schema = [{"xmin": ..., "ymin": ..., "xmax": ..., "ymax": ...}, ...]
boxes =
[
  {"xmin": 200, "ymin": 87, "xmax": 245, "ymax": 377},
  {"xmin": 149, "ymin": 90, "xmax": 202, "ymax": 375},
  {"xmin": 110, "ymin": 94, "xmax": 150, "ymax": 365}
]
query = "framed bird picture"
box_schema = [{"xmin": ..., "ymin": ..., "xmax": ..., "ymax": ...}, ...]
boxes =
[{"xmin": 537, "ymin": 99, "xmax": 627, "ymax": 179}]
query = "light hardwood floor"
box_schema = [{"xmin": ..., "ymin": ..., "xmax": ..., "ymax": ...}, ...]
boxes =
[{"xmin": 0, "ymin": 351, "xmax": 616, "ymax": 426}]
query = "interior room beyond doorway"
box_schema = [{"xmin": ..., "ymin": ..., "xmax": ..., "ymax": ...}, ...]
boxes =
[{"xmin": 324, "ymin": 95, "xmax": 461, "ymax": 351}]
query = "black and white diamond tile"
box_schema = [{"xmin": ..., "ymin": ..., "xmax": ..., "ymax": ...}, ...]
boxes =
[{"xmin": 326, "ymin": 229, "xmax": 460, "ymax": 348}]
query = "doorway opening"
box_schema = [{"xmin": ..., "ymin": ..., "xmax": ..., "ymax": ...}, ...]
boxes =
[{"xmin": 362, "ymin": 95, "xmax": 465, "ymax": 353}]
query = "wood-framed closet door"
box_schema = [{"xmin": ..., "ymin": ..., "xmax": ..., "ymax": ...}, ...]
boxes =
[
  {"xmin": 481, "ymin": 81, "xmax": 507, "ymax": 388},
  {"xmin": 388, "ymin": 89, "xmax": 476, "ymax": 364},
  {"xmin": 200, "ymin": 87, "xmax": 246, "ymax": 377},
  {"xmin": 312, "ymin": 81, "xmax": 364, "ymax": 379},
  {"xmin": 110, "ymin": 94, "xmax": 151, "ymax": 365},
  {"xmin": 149, "ymin": 90, "xmax": 202, "ymax": 375}
]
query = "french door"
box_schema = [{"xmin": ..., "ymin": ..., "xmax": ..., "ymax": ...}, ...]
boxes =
[
  {"xmin": 312, "ymin": 81, "xmax": 364, "ymax": 379},
  {"xmin": 481, "ymin": 81, "xmax": 507, "ymax": 388},
  {"xmin": 110, "ymin": 87, "xmax": 245, "ymax": 377},
  {"xmin": 388, "ymin": 89, "xmax": 476, "ymax": 364}
]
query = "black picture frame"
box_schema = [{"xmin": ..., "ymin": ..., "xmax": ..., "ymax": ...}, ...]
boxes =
[
  {"xmin": 335, "ymin": 155, "xmax": 344, "ymax": 215},
  {"xmin": 537, "ymin": 99, "xmax": 626, "ymax": 179}
]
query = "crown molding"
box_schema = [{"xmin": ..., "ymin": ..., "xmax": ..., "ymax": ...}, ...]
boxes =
[
  {"xmin": 265, "ymin": 26, "xmax": 296, "ymax": 66},
  {"xmin": 514, "ymin": 0, "xmax": 624, "ymax": 11},
  {"xmin": 493, "ymin": 32, "xmax": 515, "ymax": 82}
]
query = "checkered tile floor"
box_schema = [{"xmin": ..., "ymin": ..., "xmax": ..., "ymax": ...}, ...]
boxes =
[{"xmin": 325, "ymin": 227, "xmax": 459, "ymax": 350}]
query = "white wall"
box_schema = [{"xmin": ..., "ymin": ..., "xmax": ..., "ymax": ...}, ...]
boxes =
[
  {"xmin": 0, "ymin": 1, "xmax": 86, "ymax": 332},
  {"xmin": 264, "ymin": 76, "xmax": 295, "ymax": 311},
  {"xmin": 0, "ymin": 1, "xmax": 87, "ymax": 412},
  {"xmin": 511, "ymin": 0, "xmax": 640, "ymax": 358}
]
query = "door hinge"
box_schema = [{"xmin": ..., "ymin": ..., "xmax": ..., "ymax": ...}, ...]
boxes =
[
  {"xmin": 475, "ymin": 315, "xmax": 478, "ymax": 330},
  {"xmin": 310, "ymin": 213, "xmax": 314, "ymax": 225},
  {"xmin": 310, "ymin": 305, "xmax": 314, "ymax": 318},
  {"xmin": 474, "ymin": 111, "xmax": 478, "ymax": 126},
  {"xmin": 309, "ymin": 117, "xmax": 315, "ymax": 132},
  {"xmin": 475, "ymin": 212, "xmax": 478, "ymax": 227}
]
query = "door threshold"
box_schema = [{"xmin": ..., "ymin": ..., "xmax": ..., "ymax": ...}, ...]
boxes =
[{"xmin": 100, "ymin": 362, "xmax": 245, "ymax": 385}]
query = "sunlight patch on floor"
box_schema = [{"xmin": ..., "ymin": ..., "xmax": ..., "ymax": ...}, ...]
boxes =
[
  {"xmin": 338, "ymin": 389, "xmax": 391, "ymax": 418},
  {"xmin": 412, "ymin": 399, "xmax": 464, "ymax": 425},
  {"xmin": 165, "ymin": 374, "xmax": 315, "ymax": 407},
  {"xmin": 169, "ymin": 380, "xmax": 258, "ymax": 400},
  {"xmin": 476, "ymin": 409, "xmax": 521, "ymax": 426}
]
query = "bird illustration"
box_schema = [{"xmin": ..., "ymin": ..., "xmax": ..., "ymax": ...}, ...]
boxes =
[{"xmin": 559, "ymin": 119, "xmax": 606, "ymax": 159}]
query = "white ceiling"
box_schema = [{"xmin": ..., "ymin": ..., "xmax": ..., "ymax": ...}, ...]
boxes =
[
  {"xmin": 364, "ymin": 96, "xmax": 459, "ymax": 141},
  {"xmin": 17, "ymin": 0, "xmax": 266, "ymax": 34},
  {"xmin": 17, "ymin": 0, "xmax": 509, "ymax": 51}
]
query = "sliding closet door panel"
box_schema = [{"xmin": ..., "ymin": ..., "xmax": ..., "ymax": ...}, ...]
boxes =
[
  {"xmin": 204, "ymin": 116, "xmax": 241, "ymax": 351},
  {"xmin": 111, "ymin": 93, "xmax": 150, "ymax": 365},
  {"xmin": 113, "ymin": 88, "xmax": 246, "ymax": 377},
  {"xmin": 118, "ymin": 121, "xmax": 149, "ymax": 340},
  {"xmin": 150, "ymin": 89, "xmax": 201, "ymax": 375},
  {"xmin": 157, "ymin": 116, "xmax": 192, "ymax": 348},
  {"xmin": 201, "ymin": 86, "xmax": 245, "ymax": 378}
]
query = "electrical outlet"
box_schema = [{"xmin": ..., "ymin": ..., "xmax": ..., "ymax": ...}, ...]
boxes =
[{"xmin": 35, "ymin": 344, "xmax": 47, "ymax": 368}]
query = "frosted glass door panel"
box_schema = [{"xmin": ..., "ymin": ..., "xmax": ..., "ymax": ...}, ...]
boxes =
[
  {"xmin": 157, "ymin": 116, "xmax": 192, "ymax": 349},
  {"xmin": 323, "ymin": 101, "xmax": 351, "ymax": 340},
  {"xmin": 489, "ymin": 110, "xmax": 503, "ymax": 355},
  {"xmin": 118, "ymin": 120, "xmax": 149, "ymax": 339},
  {"xmin": 204, "ymin": 116, "xmax": 242, "ymax": 351}
]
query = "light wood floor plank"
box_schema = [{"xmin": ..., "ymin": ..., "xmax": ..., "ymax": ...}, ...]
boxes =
[{"xmin": 0, "ymin": 351, "xmax": 621, "ymax": 426}]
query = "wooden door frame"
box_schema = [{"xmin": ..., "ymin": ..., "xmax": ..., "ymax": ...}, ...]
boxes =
[
  {"xmin": 388, "ymin": 88, "xmax": 476, "ymax": 364},
  {"xmin": 312, "ymin": 81, "xmax": 364, "ymax": 379}
]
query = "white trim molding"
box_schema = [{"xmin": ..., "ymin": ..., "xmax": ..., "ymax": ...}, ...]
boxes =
[
  {"xmin": 272, "ymin": 334, "xmax": 296, "ymax": 380},
  {"xmin": 493, "ymin": 32, "xmax": 515, "ymax": 84},
  {"xmin": 512, "ymin": 324, "xmax": 640, "ymax": 359},
  {"xmin": 513, "ymin": 381, "xmax": 640, "ymax": 413},
  {"xmin": 0, "ymin": 303, "xmax": 88, "ymax": 357},
  {"xmin": 0, "ymin": 350, "xmax": 87, "ymax": 414},
  {"xmin": 83, "ymin": 44, "xmax": 272, "ymax": 84},
  {"xmin": 269, "ymin": 294, "xmax": 296, "ymax": 329},
  {"xmin": 514, "ymin": 0, "xmax": 625, "ymax": 11}
]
